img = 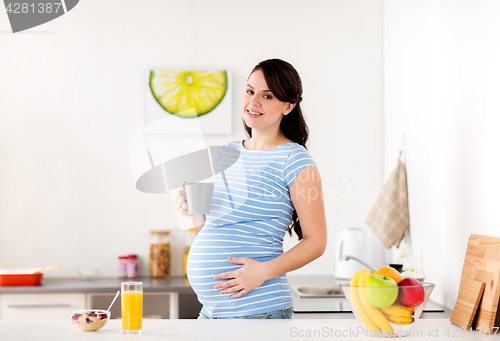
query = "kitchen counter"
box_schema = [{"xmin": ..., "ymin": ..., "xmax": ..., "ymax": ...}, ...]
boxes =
[
  {"xmin": 0, "ymin": 277, "xmax": 197, "ymax": 319},
  {"xmin": 0, "ymin": 318, "xmax": 494, "ymax": 341},
  {"xmin": 0, "ymin": 275, "xmax": 335, "ymax": 294},
  {"xmin": 0, "ymin": 275, "xmax": 331, "ymax": 294},
  {"xmin": 0, "ymin": 277, "xmax": 194, "ymax": 294},
  {"xmin": 0, "ymin": 275, "xmax": 452, "ymax": 320}
]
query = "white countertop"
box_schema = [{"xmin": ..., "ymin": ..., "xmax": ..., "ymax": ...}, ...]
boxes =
[{"xmin": 1, "ymin": 318, "xmax": 496, "ymax": 341}]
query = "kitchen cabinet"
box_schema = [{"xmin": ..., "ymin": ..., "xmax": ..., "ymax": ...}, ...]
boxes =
[
  {"xmin": 0, "ymin": 293, "xmax": 85, "ymax": 319},
  {"xmin": 0, "ymin": 277, "xmax": 201, "ymax": 320},
  {"xmin": 86, "ymin": 292, "xmax": 179, "ymax": 319},
  {"xmin": 0, "ymin": 291, "xmax": 200, "ymax": 320}
]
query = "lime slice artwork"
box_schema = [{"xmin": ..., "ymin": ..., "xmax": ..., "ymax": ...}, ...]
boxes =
[{"xmin": 150, "ymin": 70, "xmax": 228, "ymax": 118}]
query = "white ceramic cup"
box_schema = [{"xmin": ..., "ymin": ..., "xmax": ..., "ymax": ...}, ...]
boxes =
[{"xmin": 184, "ymin": 182, "xmax": 214, "ymax": 215}]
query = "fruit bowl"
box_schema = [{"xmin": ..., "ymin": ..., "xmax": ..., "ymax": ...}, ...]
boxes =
[
  {"xmin": 70, "ymin": 309, "xmax": 110, "ymax": 331},
  {"xmin": 340, "ymin": 272, "xmax": 435, "ymax": 338}
]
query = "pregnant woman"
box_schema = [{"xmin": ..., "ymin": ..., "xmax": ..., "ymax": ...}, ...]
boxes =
[{"xmin": 174, "ymin": 59, "xmax": 327, "ymax": 319}]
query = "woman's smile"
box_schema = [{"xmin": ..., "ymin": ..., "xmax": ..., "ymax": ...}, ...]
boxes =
[{"xmin": 246, "ymin": 109, "xmax": 264, "ymax": 118}]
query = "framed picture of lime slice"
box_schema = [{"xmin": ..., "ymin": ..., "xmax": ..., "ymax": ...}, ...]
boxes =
[{"xmin": 144, "ymin": 69, "xmax": 232, "ymax": 135}]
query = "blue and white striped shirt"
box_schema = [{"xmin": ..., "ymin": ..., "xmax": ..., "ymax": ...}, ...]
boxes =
[{"xmin": 186, "ymin": 140, "xmax": 317, "ymax": 318}]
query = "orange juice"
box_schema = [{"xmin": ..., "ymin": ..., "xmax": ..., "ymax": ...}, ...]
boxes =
[{"xmin": 121, "ymin": 291, "xmax": 143, "ymax": 332}]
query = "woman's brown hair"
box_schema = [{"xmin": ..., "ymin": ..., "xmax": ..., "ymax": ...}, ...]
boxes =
[{"xmin": 243, "ymin": 59, "xmax": 309, "ymax": 240}]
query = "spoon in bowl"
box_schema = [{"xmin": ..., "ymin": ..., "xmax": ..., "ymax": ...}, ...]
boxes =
[{"xmin": 107, "ymin": 291, "xmax": 120, "ymax": 312}]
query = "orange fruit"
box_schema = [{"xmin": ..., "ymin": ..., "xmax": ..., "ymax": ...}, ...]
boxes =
[{"xmin": 375, "ymin": 266, "xmax": 403, "ymax": 284}]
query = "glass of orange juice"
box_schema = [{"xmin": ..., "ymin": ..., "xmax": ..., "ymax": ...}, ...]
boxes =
[{"xmin": 121, "ymin": 282, "xmax": 143, "ymax": 334}]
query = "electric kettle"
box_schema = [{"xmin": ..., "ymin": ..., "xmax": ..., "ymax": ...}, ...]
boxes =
[{"xmin": 334, "ymin": 227, "xmax": 373, "ymax": 279}]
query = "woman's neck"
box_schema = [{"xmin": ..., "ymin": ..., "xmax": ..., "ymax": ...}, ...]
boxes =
[{"xmin": 245, "ymin": 128, "xmax": 290, "ymax": 150}]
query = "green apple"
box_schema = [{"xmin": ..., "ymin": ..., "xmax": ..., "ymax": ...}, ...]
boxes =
[{"xmin": 364, "ymin": 274, "xmax": 398, "ymax": 309}]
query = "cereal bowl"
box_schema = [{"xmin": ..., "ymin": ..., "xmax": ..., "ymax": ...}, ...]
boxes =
[
  {"xmin": 340, "ymin": 282, "xmax": 435, "ymax": 337},
  {"xmin": 70, "ymin": 309, "xmax": 110, "ymax": 331}
]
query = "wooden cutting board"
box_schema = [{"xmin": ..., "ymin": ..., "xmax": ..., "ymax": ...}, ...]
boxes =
[
  {"xmin": 451, "ymin": 234, "xmax": 500, "ymax": 331},
  {"xmin": 450, "ymin": 278, "xmax": 485, "ymax": 329}
]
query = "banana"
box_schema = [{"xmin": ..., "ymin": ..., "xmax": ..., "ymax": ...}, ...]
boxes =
[
  {"xmin": 348, "ymin": 270, "xmax": 380, "ymax": 332},
  {"xmin": 358, "ymin": 272, "xmax": 394, "ymax": 334},
  {"xmin": 384, "ymin": 314, "xmax": 414, "ymax": 325},
  {"xmin": 381, "ymin": 304, "xmax": 414, "ymax": 318}
]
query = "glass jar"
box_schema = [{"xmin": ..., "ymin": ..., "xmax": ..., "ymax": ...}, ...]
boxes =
[
  {"xmin": 149, "ymin": 230, "xmax": 171, "ymax": 278},
  {"xmin": 127, "ymin": 255, "xmax": 138, "ymax": 279},
  {"xmin": 119, "ymin": 256, "xmax": 128, "ymax": 278}
]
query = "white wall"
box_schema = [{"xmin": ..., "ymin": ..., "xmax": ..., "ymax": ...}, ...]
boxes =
[
  {"xmin": 0, "ymin": 0, "xmax": 384, "ymax": 278},
  {"xmin": 384, "ymin": 0, "xmax": 500, "ymax": 309}
]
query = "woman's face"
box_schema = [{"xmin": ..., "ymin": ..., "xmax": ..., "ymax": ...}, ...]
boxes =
[{"xmin": 242, "ymin": 70, "xmax": 293, "ymax": 133}]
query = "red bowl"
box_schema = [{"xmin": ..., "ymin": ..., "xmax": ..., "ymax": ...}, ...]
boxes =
[{"xmin": 0, "ymin": 273, "xmax": 43, "ymax": 286}]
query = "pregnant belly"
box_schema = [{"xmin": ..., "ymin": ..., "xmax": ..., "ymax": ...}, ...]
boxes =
[{"xmin": 186, "ymin": 243, "xmax": 275, "ymax": 299}]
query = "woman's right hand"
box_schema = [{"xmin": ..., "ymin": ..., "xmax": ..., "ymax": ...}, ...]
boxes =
[
  {"xmin": 174, "ymin": 183, "xmax": 206, "ymax": 233},
  {"xmin": 174, "ymin": 185, "xmax": 191, "ymax": 217}
]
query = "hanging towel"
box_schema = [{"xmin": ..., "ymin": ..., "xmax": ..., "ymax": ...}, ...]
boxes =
[{"xmin": 365, "ymin": 156, "xmax": 409, "ymax": 249}]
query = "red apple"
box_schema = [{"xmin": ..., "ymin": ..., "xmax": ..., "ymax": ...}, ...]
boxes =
[{"xmin": 398, "ymin": 278, "xmax": 425, "ymax": 307}]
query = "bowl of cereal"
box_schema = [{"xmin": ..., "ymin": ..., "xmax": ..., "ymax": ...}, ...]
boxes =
[{"xmin": 70, "ymin": 309, "xmax": 110, "ymax": 331}]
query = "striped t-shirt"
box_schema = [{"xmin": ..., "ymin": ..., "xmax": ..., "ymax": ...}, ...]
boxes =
[{"xmin": 186, "ymin": 140, "xmax": 317, "ymax": 318}]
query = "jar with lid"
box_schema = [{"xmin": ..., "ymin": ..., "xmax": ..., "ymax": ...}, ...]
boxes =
[
  {"xmin": 118, "ymin": 256, "xmax": 128, "ymax": 278},
  {"xmin": 127, "ymin": 255, "xmax": 138, "ymax": 278},
  {"xmin": 149, "ymin": 230, "xmax": 171, "ymax": 277}
]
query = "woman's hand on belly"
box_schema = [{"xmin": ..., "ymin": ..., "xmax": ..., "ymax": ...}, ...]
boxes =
[{"xmin": 213, "ymin": 257, "xmax": 270, "ymax": 299}]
